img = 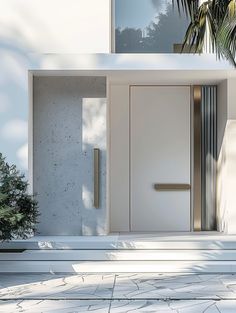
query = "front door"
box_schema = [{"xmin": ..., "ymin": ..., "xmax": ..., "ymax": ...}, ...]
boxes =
[{"xmin": 130, "ymin": 86, "xmax": 191, "ymax": 231}]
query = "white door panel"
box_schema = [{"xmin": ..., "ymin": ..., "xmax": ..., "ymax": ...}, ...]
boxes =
[{"xmin": 130, "ymin": 86, "xmax": 190, "ymax": 231}]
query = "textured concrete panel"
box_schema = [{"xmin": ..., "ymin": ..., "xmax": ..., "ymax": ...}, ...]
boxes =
[{"xmin": 33, "ymin": 76, "xmax": 106, "ymax": 235}]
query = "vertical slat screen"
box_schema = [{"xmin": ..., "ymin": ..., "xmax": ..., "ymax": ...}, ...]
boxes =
[{"xmin": 201, "ymin": 86, "xmax": 217, "ymax": 230}]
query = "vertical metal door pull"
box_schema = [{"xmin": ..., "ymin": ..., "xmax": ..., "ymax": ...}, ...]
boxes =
[
  {"xmin": 193, "ymin": 86, "xmax": 202, "ymax": 231},
  {"xmin": 94, "ymin": 148, "xmax": 100, "ymax": 208}
]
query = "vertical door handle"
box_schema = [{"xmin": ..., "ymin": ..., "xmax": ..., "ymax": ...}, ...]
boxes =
[{"xmin": 94, "ymin": 148, "xmax": 100, "ymax": 208}]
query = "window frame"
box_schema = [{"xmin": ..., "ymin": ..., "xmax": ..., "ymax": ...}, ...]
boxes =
[{"xmin": 110, "ymin": 0, "xmax": 116, "ymax": 53}]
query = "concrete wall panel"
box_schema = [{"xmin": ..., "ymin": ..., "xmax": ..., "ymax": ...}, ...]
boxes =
[{"xmin": 33, "ymin": 76, "xmax": 107, "ymax": 235}]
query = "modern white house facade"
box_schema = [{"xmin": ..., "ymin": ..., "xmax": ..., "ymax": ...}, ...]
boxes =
[{"xmin": 1, "ymin": 0, "xmax": 236, "ymax": 238}]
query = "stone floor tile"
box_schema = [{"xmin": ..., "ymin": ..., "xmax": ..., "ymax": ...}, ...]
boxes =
[
  {"xmin": 0, "ymin": 274, "xmax": 115, "ymax": 299},
  {"xmin": 0, "ymin": 300, "xmax": 110, "ymax": 313},
  {"xmin": 110, "ymin": 300, "xmax": 236, "ymax": 313},
  {"xmin": 113, "ymin": 273, "xmax": 236, "ymax": 300}
]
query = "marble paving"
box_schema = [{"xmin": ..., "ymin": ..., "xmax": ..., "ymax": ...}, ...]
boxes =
[
  {"xmin": 0, "ymin": 274, "xmax": 115, "ymax": 299},
  {"xmin": 110, "ymin": 300, "xmax": 236, "ymax": 312},
  {"xmin": 113, "ymin": 273, "xmax": 236, "ymax": 300},
  {"xmin": 1, "ymin": 300, "xmax": 236, "ymax": 312},
  {"xmin": 1, "ymin": 273, "xmax": 236, "ymax": 312},
  {"xmin": 0, "ymin": 300, "xmax": 111, "ymax": 313}
]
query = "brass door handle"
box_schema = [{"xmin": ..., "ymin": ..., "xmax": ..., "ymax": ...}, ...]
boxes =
[
  {"xmin": 94, "ymin": 148, "xmax": 100, "ymax": 208},
  {"xmin": 154, "ymin": 184, "xmax": 191, "ymax": 191}
]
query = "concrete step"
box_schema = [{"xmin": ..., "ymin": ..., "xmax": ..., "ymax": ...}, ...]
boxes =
[
  {"xmin": 1, "ymin": 249, "xmax": 236, "ymax": 261},
  {"xmin": 1, "ymin": 234, "xmax": 236, "ymax": 250},
  {"xmin": 0, "ymin": 260, "xmax": 236, "ymax": 273}
]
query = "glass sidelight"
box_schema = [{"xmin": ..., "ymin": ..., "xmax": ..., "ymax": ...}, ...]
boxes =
[{"xmin": 193, "ymin": 86, "xmax": 217, "ymax": 231}]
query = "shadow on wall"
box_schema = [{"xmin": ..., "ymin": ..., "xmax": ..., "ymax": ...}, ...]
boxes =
[
  {"xmin": 217, "ymin": 130, "xmax": 228, "ymax": 233},
  {"xmin": 0, "ymin": 0, "xmax": 108, "ymax": 174},
  {"xmin": 0, "ymin": 4, "xmax": 51, "ymax": 174},
  {"xmin": 0, "ymin": 0, "xmax": 109, "ymax": 236},
  {"xmin": 81, "ymin": 98, "xmax": 107, "ymax": 235},
  {"xmin": 217, "ymin": 120, "xmax": 236, "ymax": 234},
  {"xmin": 0, "ymin": 2, "xmax": 97, "ymax": 174},
  {"xmin": 0, "ymin": 41, "xmax": 40, "ymax": 174}
]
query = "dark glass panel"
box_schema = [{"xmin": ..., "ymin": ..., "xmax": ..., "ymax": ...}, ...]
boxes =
[{"xmin": 115, "ymin": 0, "xmax": 189, "ymax": 53}]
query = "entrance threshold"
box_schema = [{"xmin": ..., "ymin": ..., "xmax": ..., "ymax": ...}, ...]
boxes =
[{"xmin": 0, "ymin": 231, "xmax": 234, "ymax": 251}]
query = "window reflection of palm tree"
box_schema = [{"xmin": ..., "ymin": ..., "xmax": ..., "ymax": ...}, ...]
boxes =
[
  {"xmin": 115, "ymin": 3, "xmax": 189, "ymax": 53},
  {"xmin": 115, "ymin": 0, "xmax": 236, "ymax": 66}
]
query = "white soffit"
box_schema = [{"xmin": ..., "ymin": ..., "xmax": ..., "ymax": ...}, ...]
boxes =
[{"xmin": 30, "ymin": 53, "xmax": 236, "ymax": 84}]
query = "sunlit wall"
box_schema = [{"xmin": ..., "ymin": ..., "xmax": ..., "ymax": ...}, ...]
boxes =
[
  {"xmin": 0, "ymin": 0, "xmax": 233, "ymax": 179},
  {"xmin": 0, "ymin": 0, "xmax": 110, "ymax": 174}
]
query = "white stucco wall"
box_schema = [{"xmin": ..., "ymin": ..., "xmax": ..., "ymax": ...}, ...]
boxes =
[
  {"xmin": 223, "ymin": 120, "xmax": 236, "ymax": 234},
  {"xmin": 0, "ymin": 0, "xmax": 110, "ymax": 172},
  {"xmin": 0, "ymin": 0, "xmax": 233, "ymax": 175},
  {"xmin": 228, "ymin": 78, "xmax": 236, "ymax": 119},
  {"xmin": 217, "ymin": 78, "xmax": 236, "ymax": 234},
  {"xmin": 0, "ymin": 0, "xmax": 110, "ymax": 54},
  {"xmin": 217, "ymin": 80, "xmax": 228, "ymax": 232}
]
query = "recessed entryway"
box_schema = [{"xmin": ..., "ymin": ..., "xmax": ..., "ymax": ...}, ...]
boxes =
[{"xmin": 31, "ymin": 73, "xmax": 218, "ymax": 235}]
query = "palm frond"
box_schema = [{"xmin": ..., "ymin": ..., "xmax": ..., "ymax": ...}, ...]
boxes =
[
  {"xmin": 228, "ymin": 0, "xmax": 236, "ymax": 19},
  {"xmin": 176, "ymin": 0, "xmax": 236, "ymax": 66},
  {"xmin": 182, "ymin": 2, "xmax": 210, "ymax": 53},
  {"xmin": 214, "ymin": 0, "xmax": 236, "ymax": 65},
  {"xmin": 174, "ymin": 0, "xmax": 199, "ymax": 17}
]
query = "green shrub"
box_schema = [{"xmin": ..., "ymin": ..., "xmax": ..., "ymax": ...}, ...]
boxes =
[{"xmin": 0, "ymin": 153, "xmax": 38, "ymax": 241}]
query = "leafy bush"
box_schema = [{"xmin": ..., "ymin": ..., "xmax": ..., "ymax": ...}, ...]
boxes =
[{"xmin": 0, "ymin": 153, "xmax": 38, "ymax": 241}]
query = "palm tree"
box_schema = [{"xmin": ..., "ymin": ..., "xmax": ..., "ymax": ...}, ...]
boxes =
[{"xmin": 176, "ymin": 0, "xmax": 236, "ymax": 66}]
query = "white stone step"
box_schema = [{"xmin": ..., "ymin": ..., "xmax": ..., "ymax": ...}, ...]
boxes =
[
  {"xmin": 0, "ymin": 236, "xmax": 119, "ymax": 250},
  {"xmin": 2, "ymin": 234, "xmax": 236, "ymax": 250},
  {"xmin": 1, "ymin": 249, "xmax": 236, "ymax": 261},
  {"xmin": 0, "ymin": 260, "xmax": 236, "ymax": 273}
]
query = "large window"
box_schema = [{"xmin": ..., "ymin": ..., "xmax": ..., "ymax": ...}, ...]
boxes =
[{"xmin": 114, "ymin": 0, "xmax": 190, "ymax": 53}]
